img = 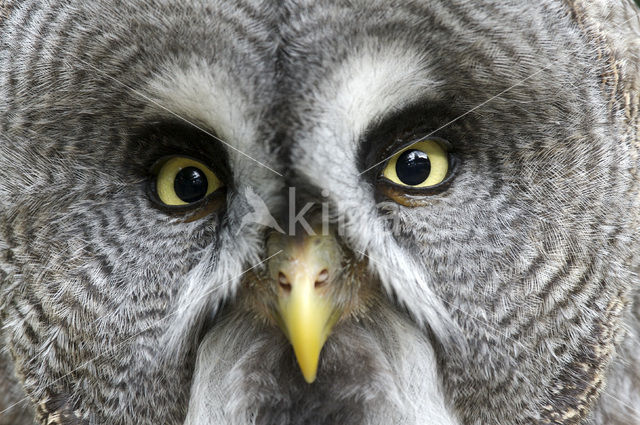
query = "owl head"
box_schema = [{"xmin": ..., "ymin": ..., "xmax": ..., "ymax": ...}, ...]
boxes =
[{"xmin": 1, "ymin": 0, "xmax": 639, "ymax": 424}]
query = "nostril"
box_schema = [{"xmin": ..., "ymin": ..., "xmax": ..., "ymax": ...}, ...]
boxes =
[
  {"xmin": 280, "ymin": 282, "xmax": 292, "ymax": 292},
  {"xmin": 279, "ymin": 272, "xmax": 292, "ymax": 293},
  {"xmin": 315, "ymin": 269, "xmax": 329, "ymax": 288}
]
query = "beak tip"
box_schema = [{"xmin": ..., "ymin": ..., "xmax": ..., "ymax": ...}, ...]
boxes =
[
  {"xmin": 302, "ymin": 371, "xmax": 317, "ymax": 384},
  {"xmin": 295, "ymin": 350, "xmax": 320, "ymax": 384}
]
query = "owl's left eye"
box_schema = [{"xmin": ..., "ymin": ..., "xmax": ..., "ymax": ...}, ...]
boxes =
[
  {"xmin": 376, "ymin": 137, "xmax": 456, "ymax": 206},
  {"xmin": 381, "ymin": 139, "xmax": 450, "ymax": 188},
  {"xmin": 151, "ymin": 156, "xmax": 223, "ymax": 207}
]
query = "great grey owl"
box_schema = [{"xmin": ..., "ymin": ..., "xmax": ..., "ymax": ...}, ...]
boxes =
[{"xmin": 1, "ymin": 0, "xmax": 640, "ymax": 424}]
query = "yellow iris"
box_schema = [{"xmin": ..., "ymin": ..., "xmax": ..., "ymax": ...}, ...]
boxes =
[
  {"xmin": 155, "ymin": 157, "xmax": 222, "ymax": 206},
  {"xmin": 382, "ymin": 139, "xmax": 449, "ymax": 187}
]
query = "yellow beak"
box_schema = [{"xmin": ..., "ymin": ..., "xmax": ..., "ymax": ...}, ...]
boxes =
[
  {"xmin": 268, "ymin": 232, "xmax": 342, "ymax": 384},
  {"xmin": 278, "ymin": 272, "xmax": 336, "ymax": 383}
]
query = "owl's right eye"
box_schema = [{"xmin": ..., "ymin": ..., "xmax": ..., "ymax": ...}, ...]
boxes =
[{"xmin": 150, "ymin": 156, "xmax": 224, "ymax": 208}]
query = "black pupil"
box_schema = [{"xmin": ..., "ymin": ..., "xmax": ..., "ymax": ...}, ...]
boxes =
[
  {"xmin": 174, "ymin": 167, "xmax": 209, "ymax": 203},
  {"xmin": 395, "ymin": 149, "xmax": 431, "ymax": 186}
]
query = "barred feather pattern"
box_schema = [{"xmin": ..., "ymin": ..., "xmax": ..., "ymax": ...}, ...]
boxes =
[{"xmin": 0, "ymin": 1, "xmax": 639, "ymax": 425}]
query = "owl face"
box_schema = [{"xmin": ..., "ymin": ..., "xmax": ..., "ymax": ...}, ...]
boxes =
[{"xmin": 1, "ymin": 0, "xmax": 638, "ymax": 424}]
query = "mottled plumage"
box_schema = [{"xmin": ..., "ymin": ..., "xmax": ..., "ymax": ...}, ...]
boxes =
[{"xmin": 1, "ymin": 1, "xmax": 639, "ymax": 424}]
